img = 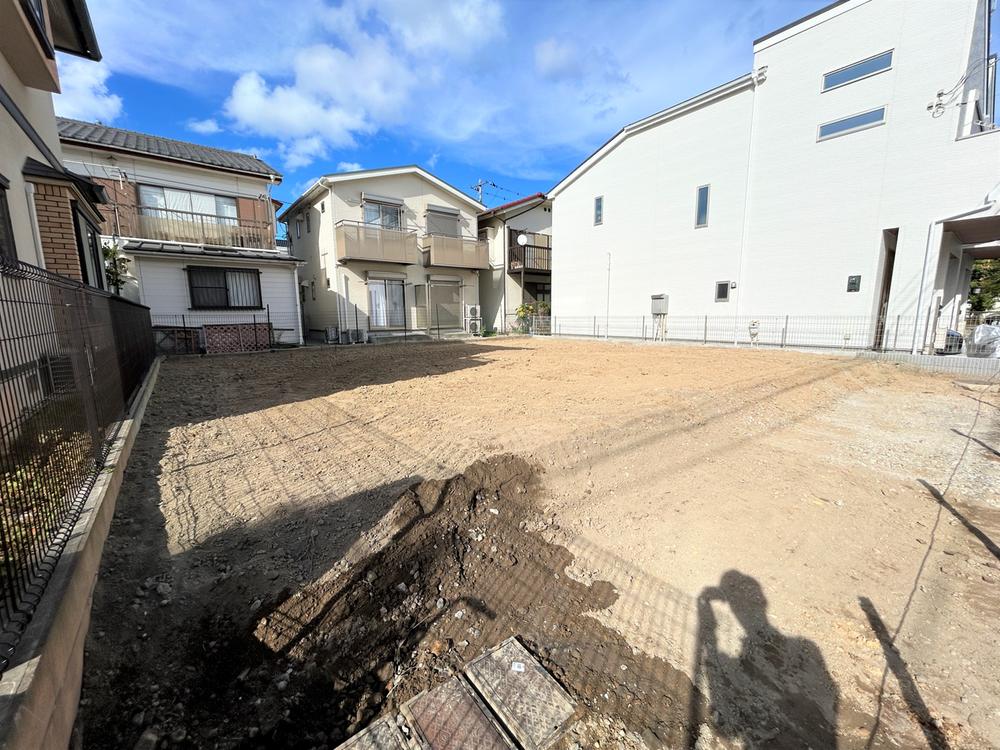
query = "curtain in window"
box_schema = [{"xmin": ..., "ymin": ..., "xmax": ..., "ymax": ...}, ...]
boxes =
[
  {"xmin": 189, "ymin": 267, "xmax": 228, "ymax": 308},
  {"xmin": 226, "ymin": 270, "xmax": 261, "ymax": 307},
  {"xmin": 369, "ymin": 281, "xmax": 388, "ymax": 327}
]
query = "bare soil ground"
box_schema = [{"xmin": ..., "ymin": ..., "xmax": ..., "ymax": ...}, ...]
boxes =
[{"xmin": 78, "ymin": 339, "xmax": 1000, "ymax": 749}]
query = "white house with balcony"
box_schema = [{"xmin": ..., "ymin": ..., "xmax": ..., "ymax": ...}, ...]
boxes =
[
  {"xmin": 59, "ymin": 118, "xmax": 303, "ymax": 351},
  {"xmin": 550, "ymin": 0, "xmax": 1000, "ymax": 353},
  {"xmin": 279, "ymin": 165, "xmax": 487, "ymax": 342}
]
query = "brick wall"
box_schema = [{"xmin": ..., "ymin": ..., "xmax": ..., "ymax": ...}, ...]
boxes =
[
  {"xmin": 91, "ymin": 178, "xmax": 137, "ymax": 236},
  {"xmin": 31, "ymin": 182, "xmax": 82, "ymax": 281}
]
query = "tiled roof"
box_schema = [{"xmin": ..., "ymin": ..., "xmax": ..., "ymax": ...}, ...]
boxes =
[
  {"xmin": 123, "ymin": 240, "xmax": 299, "ymax": 263},
  {"xmin": 478, "ymin": 193, "xmax": 546, "ymax": 219},
  {"xmin": 57, "ymin": 118, "xmax": 281, "ymax": 179}
]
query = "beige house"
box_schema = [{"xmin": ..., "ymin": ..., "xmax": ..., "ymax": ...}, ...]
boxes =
[
  {"xmin": 477, "ymin": 193, "xmax": 552, "ymax": 333},
  {"xmin": 280, "ymin": 166, "xmax": 487, "ymax": 342}
]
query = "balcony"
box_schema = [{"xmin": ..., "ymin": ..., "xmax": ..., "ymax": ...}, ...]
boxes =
[
  {"xmin": 335, "ymin": 220, "xmax": 419, "ymax": 264},
  {"xmin": 421, "ymin": 234, "xmax": 489, "ymax": 270},
  {"xmin": 508, "ymin": 229, "xmax": 551, "ymax": 274},
  {"xmin": 112, "ymin": 205, "xmax": 274, "ymax": 250}
]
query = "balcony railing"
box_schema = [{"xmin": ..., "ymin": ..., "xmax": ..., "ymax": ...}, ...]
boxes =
[
  {"xmin": 335, "ymin": 220, "xmax": 419, "ymax": 264},
  {"xmin": 111, "ymin": 205, "xmax": 274, "ymax": 250},
  {"xmin": 421, "ymin": 234, "xmax": 489, "ymax": 270},
  {"xmin": 508, "ymin": 229, "xmax": 551, "ymax": 273}
]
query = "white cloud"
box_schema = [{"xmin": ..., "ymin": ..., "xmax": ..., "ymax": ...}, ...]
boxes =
[
  {"xmin": 82, "ymin": 0, "xmax": 796, "ymax": 177},
  {"xmin": 426, "ymin": 153, "xmax": 440, "ymax": 169},
  {"xmin": 336, "ymin": 162, "xmax": 362, "ymax": 172},
  {"xmin": 53, "ymin": 56, "xmax": 123, "ymax": 122},
  {"xmin": 533, "ymin": 39, "xmax": 581, "ymax": 81},
  {"xmin": 187, "ymin": 118, "xmax": 222, "ymax": 134}
]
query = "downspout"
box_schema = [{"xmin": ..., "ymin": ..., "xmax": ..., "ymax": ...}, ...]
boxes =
[
  {"xmin": 911, "ymin": 199, "xmax": 997, "ymax": 354},
  {"xmin": 24, "ymin": 183, "xmax": 46, "ymax": 267},
  {"xmin": 734, "ymin": 67, "xmax": 766, "ymax": 316}
]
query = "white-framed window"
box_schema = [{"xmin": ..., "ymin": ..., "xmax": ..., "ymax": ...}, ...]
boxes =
[
  {"xmin": 594, "ymin": 196, "xmax": 603, "ymax": 226},
  {"xmin": 695, "ymin": 185, "xmax": 710, "ymax": 228},
  {"xmin": 822, "ymin": 50, "xmax": 893, "ymax": 92},
  {"xmin": 295, "ymin": 219, "xmax": 302, "ymax": 239},
  {"xmin": 715, "ymin": 281, "xmax": 730, "ymax": 302},
  {"xmin": 187, "ymin": 266, "xmax": 262, "ymax": 309},
  {"xmin": 306, "ymin": 212, "xmax": 311, "ymax": 233},
  {"xmin": 818, "ymin": 107, "xmax": 887, "ymax": 141},
  {"xmin": 426, "ymin": 209, "xmax": 459, "ymax": 237}
]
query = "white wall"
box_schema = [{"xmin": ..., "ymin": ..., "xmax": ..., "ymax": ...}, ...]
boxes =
[
  {"xmin": 552, "ymin": 85, "xmax": 754, "ymax": 319},
  {"xmin": 131, "ymin": 255, "xmax": 302, "ymax": 344},
  {"xmin": 550, "ymin": 0, "xmax": 999, "ymax": 343}
]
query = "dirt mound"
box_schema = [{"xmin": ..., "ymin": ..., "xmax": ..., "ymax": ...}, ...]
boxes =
[{"xmin": 82, "ymin": 454, "xmax": 702, "ymax": 748}]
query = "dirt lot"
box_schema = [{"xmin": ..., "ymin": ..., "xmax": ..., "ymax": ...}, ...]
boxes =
[{"xmin": 78, "ymin": 339, "xmax": 1000, "ymax": 749}]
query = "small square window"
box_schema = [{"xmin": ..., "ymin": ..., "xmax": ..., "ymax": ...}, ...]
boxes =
[
  {"xmin": 321, "ymin": 201, "xmax": 326, "ymax": 213},
  {"xmin": 715, "ymin": 281, "xmax": 730, "ymax": 302},
  {"xmin": 594, "ymin": 196, "xmax": 603, "ymax": 226},
  {"xmin": 696, "ymin": 185, "xmax": 710, "ymax": 228},
  {"xmin": 847, "ymin": 275, "xmax": 861, "ymax": 292}
]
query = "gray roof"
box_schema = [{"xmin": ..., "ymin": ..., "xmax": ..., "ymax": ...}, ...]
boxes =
[
  {"xmin": 57, "ymin": 118, "xmax": 281, "ymax": 180},
  {"xmin": 123, "ymin": 240, "xmax": 300, "ymax": 264}
]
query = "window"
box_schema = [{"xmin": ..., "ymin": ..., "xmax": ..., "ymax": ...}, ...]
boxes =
[
  {"xmin": 715, "ymin": 281, "xmax": 730, "ymax": 302},
  {"xmin": 295, "ymin": 220, "xmax": 302, "ymax": 239},
  {"xmin": 823, "ymin": 51, "xmax": 893, "ymax": 91},
  {"xmin": 426, "ymin": 208, "xmax": 459, "ymax": 237},
  {"xmin": 363, "ymin": 201, "xmax": 402, "ymax": 230},
  {"xmin": 818, "ymin": 107, "xmax": 886, "ymax": 140},
  {"xmin": 594, "ymin": 196, "xmax": 603, "ymax": 225},
  {"xmin": 846, "ymin": 275, "xmax": 861, "ymax": 292},
  {"xmin": 187, "ymin": 267, "xmax": 262, "ymax": 309},
  {"xmin": 72, "ymin": 207, "xmax": 105, "ymax": 290},
  {"xmin": 20, "ymin": 0, "xmax": 54, "ymax": 58},
  {"xmin": 0, "ymin": 174, "xmax": 15, "ymax": 261},
  {"xmin": 306, "ymin": 212, "xmax": 311, "ymax": 233},
  {"xmin": 695, "ymin": 185, "xmax": 710, "ymax": 228},
  {"xmin": 368, "ymin": 279, "xmax": 406, "ymax": 328},
  {"xmin": 321, "ymin": 201, "xmax": 326, "ymax": 213},
  {"xmin": 139, "ymin": 185, "xmax": 237, "ymax": 222}
]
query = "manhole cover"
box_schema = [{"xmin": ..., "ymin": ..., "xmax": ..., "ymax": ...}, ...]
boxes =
[
  {"xmin": 401, "ymin": 675, "xmax": 515, "ymax": 749},
  {"xmin": 333, "ymin": 716, "xmax": 409, "ymax": 750},
  {"xmin": 465, "ymin": 637, "xmax": 576, "ymax": 750}
]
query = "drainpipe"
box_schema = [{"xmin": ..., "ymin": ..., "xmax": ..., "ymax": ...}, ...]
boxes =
[
  {"xmin": 24, "ymin": 183, "xmax": 46, "ymax": 267},
  {"xmin": 911, "ymin": 200, "xmax": 996, "ymax": 354}
]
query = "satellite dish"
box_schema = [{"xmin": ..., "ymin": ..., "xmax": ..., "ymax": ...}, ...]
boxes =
[{"xmin": 516, "ymin": 233, "xmax": 528, "ymax": 246}]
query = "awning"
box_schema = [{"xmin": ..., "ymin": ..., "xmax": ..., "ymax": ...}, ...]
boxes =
[
  {"xmin": 428, "ymin": 274, "xmax": 462, "ymax": 283},
  {"xmin": 943, "ymin": 214, "xmax": 1000, "ymax": 245},
  {"xmin": 366, "ymin": 270, "xmax": 407, "ymax": 280}
]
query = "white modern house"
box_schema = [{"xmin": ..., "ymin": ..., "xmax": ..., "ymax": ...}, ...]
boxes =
[
  {"xmin": 550, "ymin": 0, "xmax": 999, "ymax": 352},
  {"xmin": 279, "ymin": 166, "xmax": 487, "ymax": 342},
  {"xmin": 60, "ymin": 119, "xmax": 304, "ymax": 352},
  {"xmin": 478, "ymin": 193, "xmax": 552, "ymax": 333}
]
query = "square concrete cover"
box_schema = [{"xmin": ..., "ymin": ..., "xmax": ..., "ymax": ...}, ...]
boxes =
[
  {"xmin": 464, "ymin": 637, "xmax": 576, "ymax": 750},
  {"xmin": 333, "ymin": 716, "xmax": 409, "ymax": 750},
  {"xmin": 401, "ymin": 675, "xmax": 515, "ymax": 750}
]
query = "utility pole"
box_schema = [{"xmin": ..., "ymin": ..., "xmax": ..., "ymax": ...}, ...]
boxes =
[{"xmin": 471, "ymin": 179, "xmax": 486, "ymax": 203}]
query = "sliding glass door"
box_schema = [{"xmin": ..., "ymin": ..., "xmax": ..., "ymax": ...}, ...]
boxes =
[{"xmin": 368, "ymin": 279, "xmax": 405, "ymax": 328}]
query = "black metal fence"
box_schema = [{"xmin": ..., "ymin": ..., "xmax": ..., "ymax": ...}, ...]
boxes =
[{"xmin": 0, "ymin": 256, "xmax": 154, "ymax": 670}]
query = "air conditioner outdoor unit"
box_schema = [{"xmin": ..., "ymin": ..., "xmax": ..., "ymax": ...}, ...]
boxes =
[
  {"xmin": 467, "ymin": 304, "xmax": 481, "ymax": 319},
  {"xmin": 467, "ymin": 318, "xmax": 482, "ymax": 335},
  {"xmin": 349, "ymin": 328, "xmax": 365, "ymax": 344},
  {"xmin": 339, "ymin": 330, "xmax": 352, "ymax": 345},
  {"xmin": 325, "ymin": 326, "xmax": 339, "ymax": 344}
]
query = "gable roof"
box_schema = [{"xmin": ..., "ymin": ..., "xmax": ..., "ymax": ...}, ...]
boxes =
[
  {"xmin": 57, "ymin": 118, "xmax": 282, "ymax": 181},
  {"xmin": 547, "ymin": 74, "xmax": 756, "ymax": 199},
  {"xmin": 277, "ymin": 165, "xmax": 484, "ymax": 222},
  {"xmin": 478, "ymin": 193, "xmax": 547, "ymax": 220}
]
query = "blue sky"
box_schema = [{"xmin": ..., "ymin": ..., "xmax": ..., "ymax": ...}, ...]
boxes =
[{"xmin": 53, "ymin": 0, "xmax": 829, "ymax": 208}]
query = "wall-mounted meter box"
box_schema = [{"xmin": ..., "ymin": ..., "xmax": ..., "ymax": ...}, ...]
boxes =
[{"xmin": 651, "ymin": 294, "xmax": 669, "ymax": 315}]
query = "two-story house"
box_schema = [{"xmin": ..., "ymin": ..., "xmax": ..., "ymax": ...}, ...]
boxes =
[
  {"xmin": 477, "ymin": 193, "xmax": 553, "ymax": 333},
  {"xmin": 279, "ymin": 166, "xmax": 487, "ymax": 342},
  {"xmin": 59, "ymin": 119, "xmax": 304, "ymax": 351},
  {"xmin": 550, "ymin": 0, "xmax": 1000, "ymax": 353}
]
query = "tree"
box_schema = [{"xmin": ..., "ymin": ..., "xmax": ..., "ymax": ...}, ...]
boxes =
[
  {"xmin": 968, "ymin": 259, "xmax": 1000, "ymax": 312},
  {"xmin": 102, "ymin": 242, "xmax": 131, "ymax": 295}
]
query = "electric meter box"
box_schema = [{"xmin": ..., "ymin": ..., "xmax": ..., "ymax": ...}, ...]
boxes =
[{"xmin": 650, "ymin": 294, "xmax": 669, "ymax": 315}]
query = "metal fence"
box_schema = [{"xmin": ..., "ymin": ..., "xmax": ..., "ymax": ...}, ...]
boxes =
[
  {"xmin": 151, "ymin": 309, "xmax": 301, "ymax": 354},
  {"xmin": 0, "ymin": 256, "xmax": 154, "ymax": 670},
  {"xmin": 521, "ymin": 313, "xmax": 1000, "ymax": 378}
]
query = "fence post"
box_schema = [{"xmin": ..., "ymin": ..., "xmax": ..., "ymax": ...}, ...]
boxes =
[
  {"xmin": 266, "ymin": 304, "xmax": 272, "ymax": 348},
  {"xmin": 355, "ymin": 304, "xmax": 360, "ymax": 342},
  {"xmin": 253, "ymin": 313, "xmax": 258, "ymax": 351},
  {"xmin": 893, "ymin": 315, "xmax": 900, "ymax": 351},
  {"xmin": 436, "ymin": 304, "xmax": 441, "ymax": 340},
  {"xmin": 642, "ymin": 316, "xmax": 646, "ymax": 341},
  {"xmin": 593, "ymin": 316, "xmax": 597, "ymax": 338},
  {"xmin": 703, "ymin": 315, "xmax": 708, "ymax": 345},
  {"xmin": 403, "ymin": 284, "xmax": 408, "ymax": 342},
  {"xmin": 781, "ymin": 315, "xmax": 788, "ymax": 348}
]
